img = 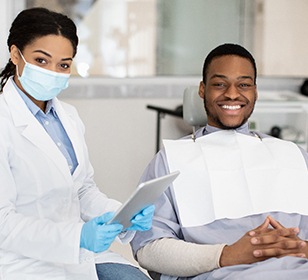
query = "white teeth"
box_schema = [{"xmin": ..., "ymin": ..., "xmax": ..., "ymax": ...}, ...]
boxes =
[{"xmin": 222, "ymin": 105, "xmax": 241, "ymax": 110}]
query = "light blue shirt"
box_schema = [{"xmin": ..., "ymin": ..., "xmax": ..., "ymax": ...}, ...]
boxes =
[{"xmin": 13, "ymin": 81, "xmax": 78, "ymax": 174}]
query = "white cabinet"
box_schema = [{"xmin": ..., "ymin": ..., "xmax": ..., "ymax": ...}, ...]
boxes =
[{"xmin": 250, "ymin": 91, "xmax": 308, "ymax": 150}]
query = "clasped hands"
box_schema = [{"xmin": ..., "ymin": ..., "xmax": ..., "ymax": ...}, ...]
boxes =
[
  {"xmin": 80, "ymin": 205, "xmax": 155, "ymax": 253},
  {"xmin": 220, "ymin": 215, "xmax": 308, "ymax": 267}
]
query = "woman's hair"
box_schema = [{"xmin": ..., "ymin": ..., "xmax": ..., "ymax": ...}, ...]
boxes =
[{"xmin": 0, "ymin": 7, "xmax": 79, "ymax": 91}]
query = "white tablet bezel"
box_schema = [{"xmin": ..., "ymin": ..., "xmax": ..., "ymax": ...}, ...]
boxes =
[{"xmin": 107, "ymin": 171, "xmax": 180, "ymax": 229}]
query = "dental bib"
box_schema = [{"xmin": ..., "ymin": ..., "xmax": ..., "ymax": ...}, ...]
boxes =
[{"xmin": 163, "ymin": 130, "xmax": 308, "ymax": 228}]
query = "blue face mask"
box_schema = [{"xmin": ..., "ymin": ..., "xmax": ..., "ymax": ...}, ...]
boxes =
[{"xmin": 17, "ymin": 50, "xmax": 70, "ymax": 101}]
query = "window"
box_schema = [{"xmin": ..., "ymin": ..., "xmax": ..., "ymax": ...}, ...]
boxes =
[{"xmin": 18, "ymin": 0, "xmax": 253, "ymax": 77}]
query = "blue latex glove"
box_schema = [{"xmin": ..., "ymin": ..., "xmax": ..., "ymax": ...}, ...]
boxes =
[
  {"xmin": 126, "ymin": 205, "xmax": 155, "ymax": 231},
  {"xmin": 80, "ymin": 212, "xmax": 123, "ymax": 253}
]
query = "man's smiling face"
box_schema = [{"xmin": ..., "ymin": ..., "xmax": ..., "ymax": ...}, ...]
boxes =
[{"xmin": 199, "ymin": 55, "xmax": 257, "ymax": 129}]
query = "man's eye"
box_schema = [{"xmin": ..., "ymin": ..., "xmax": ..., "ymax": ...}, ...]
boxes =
[
  {"xmin": 213, "ymin": 83, "xmax": 227, "ymax": 90},
  {"xmin": 213, "ymin": 83, "xmax": 226, "ymax": 88},
  {"xmin": 239, "ymin": 83, "xmax": 252, "ymax": 88}
]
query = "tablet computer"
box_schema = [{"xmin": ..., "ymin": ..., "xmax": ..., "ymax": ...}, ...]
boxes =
[{"xmin": 107, "ymin": 171, "xmax": 180, "ymax": 229}]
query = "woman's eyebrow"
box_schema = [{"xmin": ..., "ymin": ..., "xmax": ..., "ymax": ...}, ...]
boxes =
[
  {"xmin": 32, "ymin": 49, "xmax": 73, "ymax": 61},
  {"xmin": 33, "ymin": 49, "xmax": 51, "ymax": 57}
]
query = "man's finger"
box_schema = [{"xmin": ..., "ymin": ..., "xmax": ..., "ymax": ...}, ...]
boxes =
[{"xmin": 249, "ymin": 217, "xmax": 270, "ymax": 236}]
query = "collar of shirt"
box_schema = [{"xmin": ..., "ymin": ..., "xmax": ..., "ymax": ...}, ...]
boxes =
[
  {"xmin": 12, "ymin": 79, "xmax": 58, "ymax": 118},
  {"xmin": 201, "ymin": 122, "xmax": 250, "ymax": 136}
]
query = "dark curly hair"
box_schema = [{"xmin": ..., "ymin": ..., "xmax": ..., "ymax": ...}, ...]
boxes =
[{"xmin": 0, "ymin": 7, "xmax": 79, "ymax": 91}]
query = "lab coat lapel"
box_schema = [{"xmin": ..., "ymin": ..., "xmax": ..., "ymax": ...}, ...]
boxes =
[
  {"xmin": 3, "ymin": 79, "xmax": 72, "ymax": 181},
  {"xmin": 53, "ymin": 98, "xmax": 84, "ymax": 179}
]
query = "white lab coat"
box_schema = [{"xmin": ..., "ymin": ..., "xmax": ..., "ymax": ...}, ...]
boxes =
[{"xmin": 0, "ymin": 78, "xmax": 132, "ymax": 280}]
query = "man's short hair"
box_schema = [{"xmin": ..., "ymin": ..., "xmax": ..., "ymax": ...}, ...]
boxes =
[{"xmin": 202, "ymin": 43, "xmax": 257, "ymax": 84}]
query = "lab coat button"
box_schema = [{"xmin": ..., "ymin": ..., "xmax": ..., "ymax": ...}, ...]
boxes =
[{"xmin": 44, "ymin": 121, "xmax": 49, "ymax": 125}]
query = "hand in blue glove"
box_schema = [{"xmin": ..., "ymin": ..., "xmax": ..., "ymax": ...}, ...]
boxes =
[
  {"xmin": 126, "ymin": 205, "xmax": 155, "ymax": 232},
  {"xmin": 80, "ymin": 212, "xmax": 123, "ymax": 253}
]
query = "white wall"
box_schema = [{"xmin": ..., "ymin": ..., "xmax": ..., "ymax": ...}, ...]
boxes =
[{"xmin": 61, "ymin": 97, "xmax": 182, "ymax": 199}]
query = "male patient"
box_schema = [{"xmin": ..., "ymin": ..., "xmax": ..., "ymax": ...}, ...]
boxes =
[{"xmin": 131, "ymin": 43, "xmax": 308, "ymax": 280}]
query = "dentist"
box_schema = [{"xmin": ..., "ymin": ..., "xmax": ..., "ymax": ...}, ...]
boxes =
[{"xmin": 0, "ymin": 7, "xmax": 153, "ymax": 280}]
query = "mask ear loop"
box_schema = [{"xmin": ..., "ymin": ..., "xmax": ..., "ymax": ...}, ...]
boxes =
[
  {"xmin": 17, "ymin": 49, "xmax": 27, "ymax": 63},
  {"xmin": 16, "ymin": 49, "xmax": 27, "ymax": 79}
]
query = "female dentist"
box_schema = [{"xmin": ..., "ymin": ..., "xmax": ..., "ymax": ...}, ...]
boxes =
[{"xmin": 0, "ymin": 7, "xmax": 154, "ymax": 280}]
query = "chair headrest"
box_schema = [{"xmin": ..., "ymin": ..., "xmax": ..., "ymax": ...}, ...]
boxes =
[{"xmin": 183, "ymin": 86, "xmax": 207, "ymax": 127}]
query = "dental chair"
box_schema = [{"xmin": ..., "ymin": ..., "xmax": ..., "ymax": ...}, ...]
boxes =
[
  {"xmin": 147, "ymin": 86, "xmax": 207, "ymax": 280},
  {"xmin": 182, "ymin": 86, "xmax": 207, "ymax": 136}
]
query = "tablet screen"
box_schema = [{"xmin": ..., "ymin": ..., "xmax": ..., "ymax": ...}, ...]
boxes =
[{"xmin": 107, "ymin": 171, "xmax": 180, "ymax": 229}]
